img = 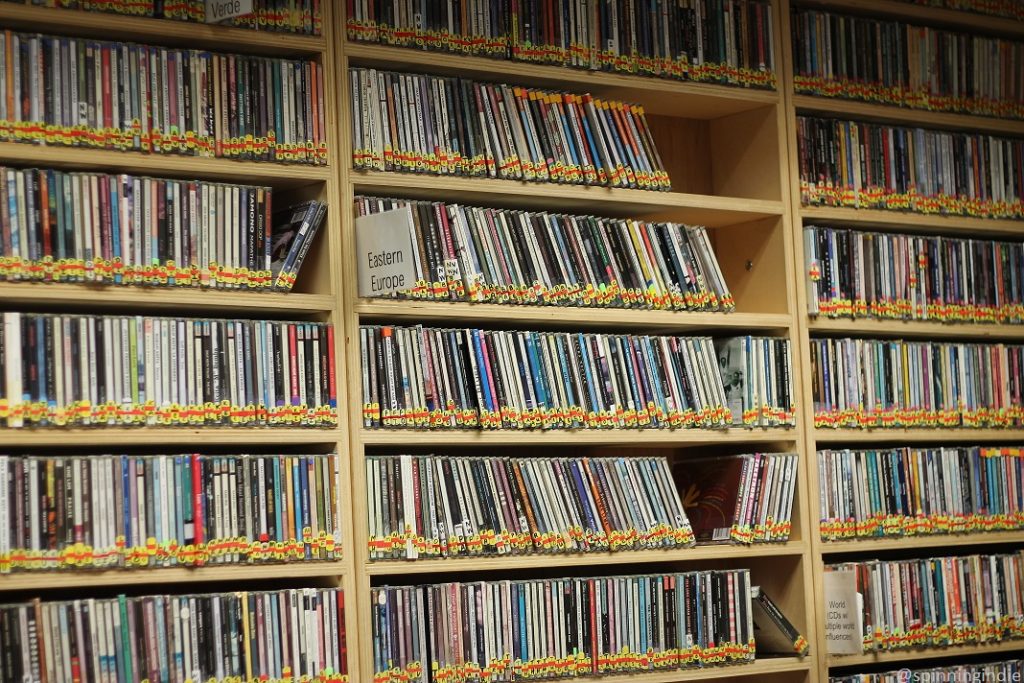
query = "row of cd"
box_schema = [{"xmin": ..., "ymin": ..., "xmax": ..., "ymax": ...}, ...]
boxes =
[
  {"xmin": 804, "ymin": 224, "xmax": 1024, "ymax": 324},
  {"xmin": 0, "ymin": 454, "xmax": 342, "ymax": 573},
  {"xmin": 350, "ymin": 68, "xmax": 670, "ymax": 190},
  {"xmin": 810, "ymin": 337, "xmax": 1024, "ymax": 429},
  {"xmin": 0, "ymin": 0, "xmax": 324, "ymax": 34},
  {"xmin": 355, "ymin": 196, "xmax": 735, "ymax": 311},
  {"xmin": 0, "ymin": 588, "xmax": 349, "ymax": 683},
  {"xmin": 793, "ymin": 8, "xmax": 1024, "ymax": 118},
  {"xmin": 345, "ymin": 0, "xmax": 776, "ymax": 89},
  {"xmin": 797, "ymin": 116, "xmax": 1024, "ymax": 219},
  {"xmin": 818, "ymin": 447, "xmax": 1024, "ymax": 541},
  {"xmin": 0, "ymin": 167, "xmax": 326, "ymax": 290},
  {"xmin": 366, "ymin": 455, "xmax": 695, "ymax": 560},
  {"xmin": 0, "ymin": 313, "xmax": 338, "ymax": 428},
  {"xmin": 360, "ymin": 326, "xmax": 794, "ymax": 430},
  {"xmin": 372, "ymin": 570, "xmax": 757, "ymax": 683},
  {"xmin": 829, "ymin": 552, "xmax": 1024, "ymax": 652},
  {"xmin": 0, "ymin": 31, "xmax": 327, "ymax": 163}
]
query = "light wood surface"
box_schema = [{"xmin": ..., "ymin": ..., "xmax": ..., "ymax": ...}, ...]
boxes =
[
  {"xmin": 357, "ymin": 300, "xmax": 792, "ymax": 332},
  {"xmin": 814, "ymin": 428, "xmax": 1024, "ymax": 444},
  {"xmin": 352, "ymin": 170, "xmax": 785, "ymax": 225},
  {"xmin": 0, "ymin": 562, "xmax": 345, "ymax": 593},
  {"xmin": 820, "ymin": 531, "xmax": 1024, "ymax": 555},
  {"xmin": 366, "ymin": 541, "xmax": 808, "ymax": 576},
  {"xmin": 808, "ymin": 317, "xmax": 1024, "ymax": 340},
  {"xmin": 829, "ymin": 640, "xmax": 1024, "ymax": 668},
  {"xmin": 800, "ymin": 205, "xmax": 1024, "ymax": 237},
  {"xmin": 361, "ymin": 427, "xmax": 800, "ymax": 447},
  {"xmin": 793, "ymin": 94, "xmax": 1024, "ymax": 136},
  {"xmin": 0, "ymin": 142, "xmax": 331, "ymax": 186}
]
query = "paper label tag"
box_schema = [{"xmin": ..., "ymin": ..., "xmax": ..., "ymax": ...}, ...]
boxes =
[
  {"xmin": 205, "ymin": 0, "xmax": 253, "ymax": 22},
  {"xmin": 824, "ymin": 570, "xmax": 863, "ymax": 654},
  {"xmin": 356, "ymin": 208, "xmax": 417, "ymax": 297}
]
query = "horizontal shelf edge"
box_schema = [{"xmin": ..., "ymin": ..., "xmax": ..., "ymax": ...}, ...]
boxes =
[
  {"xmin": 0, "ymin": 562, "xmax": 345, "ymax": 592},
  {"xmin": 808, "ymin": 317, "xmax": 1024, "ymax": 341},
  {"xmin": 0, "ymin": 4, "xmax": 328, "ymax": 56},
  {"xmin": 362, "ymin": 428, "xmax": 798, "ymax": 446},
  {"xmin": 0, "ymin": 143, "xmax": 331, "ymax": 187},
  {"xmin": 820, "ymin": 531, "xmax": 1024, "ymax": 554},
  {"xmin": 343, "ymin": 43, "xmax": 779, "ymax": 119},
  {"xmin": 828, "ymin": 639, "xmax": 1024, "ymax": 668},
  {"xmin": 357, "ymin": 301, "xmax": 792, "ymax": 332},
  {"xmin": 351, "ymin": 171, "xmax": 784, "ymax": 226},
  {"xmin": 799, "ymin": 205, "xmax": 1024, "ymax": 237},
  {"xmin": 814, "ymin": 428, "xmax": 1024, "ymax": 444},
  {"xmin": 793, "ymin": 94, "xmax": 1024, "ymax": 135},
  {"xmin": 0, "ymin": 283, "xmax": 335, "ymax": 315},
  {"xmin": 366, "ymin": 542, "xmax": 808, "ymax": 576},
  {"xmin": 1, "ymin": 428, "xmax": 343, "ymax": 447}
]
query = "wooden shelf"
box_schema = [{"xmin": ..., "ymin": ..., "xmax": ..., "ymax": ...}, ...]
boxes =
[
  {"xmin": 820, "ymin": 531, "xmax": 1024, "ymax": 555},
  {"xmin": 800, "ymin": 205, "xmax": 1024, "ymax": 237},
  {"xmin": 367, "ymin": 541, "xmax": 807, "ymax": 576},
  {"xmin": 814, "ymin": 428, "xmax": 1024, "ymax": 444},
  {"xmin": 3, "ymin": 428, "xmax": 341, "ymax": 448},
  {"xmin": 0, "ymin": 4, "xmax": 327, "ymax": 56},
  {"xmin": 793, "ymin": 0, "xmax": 1024, "ymax": 39},
  {"xmin": 363, "ymin": 428, "xmax": 798, "ymax": 447},
  {"xmin": 358, "ymin": 301, "xmax": 791, "ymax": 334},
  {"xmin": 0, "ymin": 283, "xmax": 334, "ymax": 317},
  {"xmin": 343, "ymin": 43, "xmax": 779, "ymax": 120},
  {"xmin": 793, "ymin": 94, "xmax": 1024, "ymax": 136},
  {"xmin": 829, "ymin": 639, "xmax": 1024, "ymax": 668},
  {"xmin": 0, "ymin": 142, "xmax": 331, "ymax": 188},
  {"xmin": 352, "ymin": 171, "xmax": 784, "ymax": 227},
  {"xmin": 0, "ymin": 562, "xmax": 344, "ymax": 593},
  {"xmin": 808, "ymin": 317, "xmax": 1024, "ymax": 341},
  {"xmin": 516, "ymin": 657, "xmax": 812, "ymax": 683}
]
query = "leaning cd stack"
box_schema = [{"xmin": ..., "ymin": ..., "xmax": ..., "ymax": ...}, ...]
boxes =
[
  {"xmin": 350, "ymin": 68, "xmax": 670, "ymax": 189},
  {"xmin": 819, "ymin": 446, "xmax": 1024, "ymax": 541},
  {"xmin": 355, "ymin": 197, "xmax": 734, "ymax": 311},
  {"xmin": 0, "ymin": 453, "xmax": 342, "ymax": 573},
  {"xmin": 0, "ymin": 30, "xmax": 327, "ymax": 163},
  {"xmin": 672, "ymin": 452, "xmax": 799, "ymax": 544},
  {"xmin": 795, "ymin": 116, "xmax": 1024, "ymax": 219},
  {"xmin": 827, "ymin": 552, "xmax": 1024, "ymax": 652},
  {"xmin": 372, "ymin": 569, "xmax": 755, "ymax": 683},
  {"xmin": 0, "ymin": 312, "xmax": 337, "ymax": 428},
  {"xmin": 0, "ymin": 587, "xmax": 348, "ymax": 683},
  {"xmin": 0, "ymin": 166, "xmax": 327, "ymax": 291},
  {"xmin": 792, "ymin": 10, "xmax": 1024, "ymax": 118},
  {"xmin": 345, "ymin": 0, "xmax": 776, "ymax": 89},
  {"xmin": 809, "ymin": 337, "xmax": 1023, "ymax": 429},
  {"xmin": 366, "ymin": 454, "xmax": 694, "ymax": 560},
  {"xmin": 804, "ymin": 225, "xmax": 1024, "ymax": 324}
]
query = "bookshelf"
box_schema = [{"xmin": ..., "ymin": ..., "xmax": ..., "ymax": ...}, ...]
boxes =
[
  {"xmin": 338, "ymin": 4, "xmax": 815, "ymax": 683},
  {"xmin": 781, "ymin": 0, "xmax": 1024, "ymax": 679},
  {"xmin": 0, "ymin": 0, "xmax": 360, "ymax": 679},
  {"xmin": 3, "ymin": 1, "xmax": 1023, "ymax": 682}
]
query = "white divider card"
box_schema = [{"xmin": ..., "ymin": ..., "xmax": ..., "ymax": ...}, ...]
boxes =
[
  {"xmin": 205, "ymin": 0, "xmax": 253, "ymax": 22},
  {"xmin": 824, "ymin": 569, "xmax": 863, "ymax": 654},
  {"xmin": 356, "ymin": 207, "xmax": 417, "ymax": 297}
]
